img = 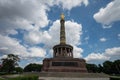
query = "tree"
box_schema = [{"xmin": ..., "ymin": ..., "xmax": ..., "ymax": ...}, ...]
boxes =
[
  {"xmin": 24, "ymin": 63, "xmax": 42, "ymax": 72},
  {"xmin": 102, "ymin": 60, "xmax": 120, "ymax": 74},
  {"xmin": 86, "ymin": 59, "xmax": 120, "ymax": 74},
  {"xmin": 103, "ymin": 61, "xmax": 113, "ymax": 74},
  {"xmin": 86, "ymin": 63, "xmax": 98, "ymax": 73},
  {"xmin": 97, "ymin": 64, "xmax": 103, "ymax": 73},
  {"xmin": 112, "ymin": 60, "xmax": 120, "ymax": 74},
  {"xmin": 1, "ymin": 54, "xmax": 20, "ymax": 73},
  {"xmin": 15, "ymin": 67, "xmax": 23, "ymax": 73}
]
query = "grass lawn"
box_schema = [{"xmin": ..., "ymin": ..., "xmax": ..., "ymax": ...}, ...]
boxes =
[
  {"xmin": 110, "ymin": 76, "xmax": 120, "ymax": 80},
  {"xmin": 0, "ymin": 75, "xmax": 39, "ymax": 80},
  {"xmin": 0, "ymin": 78, "xmax": 4, "ymax": 80}
]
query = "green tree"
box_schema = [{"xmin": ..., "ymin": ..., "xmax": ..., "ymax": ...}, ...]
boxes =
[
  {"xmin": 112, "ymin": 60, "xmax": 120, "ymax": 74},
  {"xmin": 1, "ymin": 54, "xmax": 20, "ymax": 73},
  {"xmin": 86, "ymin": 63, "xmax": 98, "ymax": 73},
  {"xmin": 97, "ymin": 64, "xmax": 103, "ymax": 73},
  {"xmin": 15, "ymin": 67, "xmax": 23, "ymax": 73},
  {"xmin": 103, "ymin": 61, "xmax": 113, "ymax": 74},
  {"xmin": 24, "ymin": 63, "xmax": 42, "ymax": 72}
]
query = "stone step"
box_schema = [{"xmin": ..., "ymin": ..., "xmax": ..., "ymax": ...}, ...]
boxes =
[
  {"xmin": 38, "ymin": 72, "xmax": 109, "ymax": 78},
  {"xmin": 38, "ymin": 77, "xmax": 109, "ymax": 80}
]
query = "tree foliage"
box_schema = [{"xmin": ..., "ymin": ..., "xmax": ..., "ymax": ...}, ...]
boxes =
[
  {"xmin": 86, "ymin": 59, "xmax": 120, "ymax": 74},
  {"xmin": 15, "ymin": 67, "xmax": 23, "ymax": 73},
  {"xmin": 97, "ymin": 64, "xmax": 103, "ymax": 73},
  {"xmin": 112, "ymin": 60, "xmax": 120, "ymax": 74},
  {"xmin": 0, "ymin": 54, "xmax": 20, "ymax": 73},
  {"xmin": 103, "ymin": 60, "xmax": 120, "ymax": 74},
  {"xmin": 103, "ymin": 61, "xmax": 113, "ymax": 74},
  {"xmin": 86, "ymin": 64, "xmax": 98, "ymax": 73},
  {"xmin": 24, "ymin": 63, "xmax": 42, "ymax": 72}
]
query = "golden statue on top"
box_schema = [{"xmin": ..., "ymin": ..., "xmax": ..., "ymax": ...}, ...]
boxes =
[{"xmin": 61, "ymin": 13, "xmax": 64, "ymax": 20}]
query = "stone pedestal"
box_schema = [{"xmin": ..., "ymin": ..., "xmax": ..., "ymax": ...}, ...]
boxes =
[
  {"xmin": 42, "ymin": 14, "xmax": 88, "ymax": 72},
  {"xmin": 42, "ymin": 58, "xmax": 87, "ymax": 72}
]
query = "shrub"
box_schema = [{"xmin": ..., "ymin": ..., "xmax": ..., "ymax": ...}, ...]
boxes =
[{"xmin": 8, "ymin": 75, "xmax": 38, "ymax": 80}]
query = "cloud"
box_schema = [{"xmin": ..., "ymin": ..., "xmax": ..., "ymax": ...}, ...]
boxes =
[
  {"xmin": 104, "ymin": 47, "xmax": 120, "ymax": 57},
  {"xmin": 85, "ymin": 47, "xmax": 120, "ymax": 64},
  {"xmin": 100, "ymin": 37, "xmax": 107, "ymax": 42},
  {"xmin": 118, "ymin": 34, "xmax": 120, "ymax": 37},
  {"xmin": 0, "ymin": 18, "xmax": 83, "ymax": 64},
  {"xmin": 0, "ymin": 0, "xmax": 49, "ymax": 35},
  {"xmin": 0, "ymin": 34, "xmax": 27, "ymax": 56},
  {"xmin": 0, "ymin": 34, "xmax": 46, "ymax": 59},
  {"xmin": 0, "ymin": 0, "xmax": 89, "ymax": 36},
  {"xmin": 53, "ymin": 0, "xmax": 89, "ymax": 10},
  {"xmin": 42, "ymin": 0, "xmax": 88, "ymax": 10},
  {"xmin": 85, "ymin": 53, "xmax": 109, "ymax": 64},
  {"xmin": 24, "ymin": 29, "xmax": 51, "ymax": 45},
  {"xmin": 85, "ymin": 36, "xmax": 89, "ymax": 41},
  {"xmin": 73, "ymin": 46, "xmax": 83, "ymax": 58},
  {"xmin": 118, "ymin": 34, "xmax": 120, "ymax": 40},
  {"xmin": 84, "ymin": 36, "xmax": 89, "ymax": 44},
  {"xmin": 0, "ymin": 55, "xmax": 7, "ymax": 60},
  {"xmin": 27, "ymin": 47, "xmax": 46, "ymax": 58},
  {"xmin": 48, "ymin": 20, "xmax": 83, "ymax": 58},
  {"xmin": 0, "ymin": 0, "xmax": 89, "ymax": 66},
  {"xmin": 24, "ymin": 20, "xmax": 83, "ymax": 58},
  {"xmin": 93, "ymin": 0, "xmax": 120, "ymax": 28}
]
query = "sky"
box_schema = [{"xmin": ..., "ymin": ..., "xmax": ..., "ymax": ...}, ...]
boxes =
[{"xmin": 0, "ymin": 0, "xmax": 120, "ymax": 68}]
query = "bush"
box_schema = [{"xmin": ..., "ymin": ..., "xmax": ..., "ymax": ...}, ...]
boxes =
[
  {"xmin": 8, "ymin": 75, "xmax": 38, "ymax": 80},
  {"xmin": 0, "ymin": 72, "xmax": 7, "ymax": 75}
]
